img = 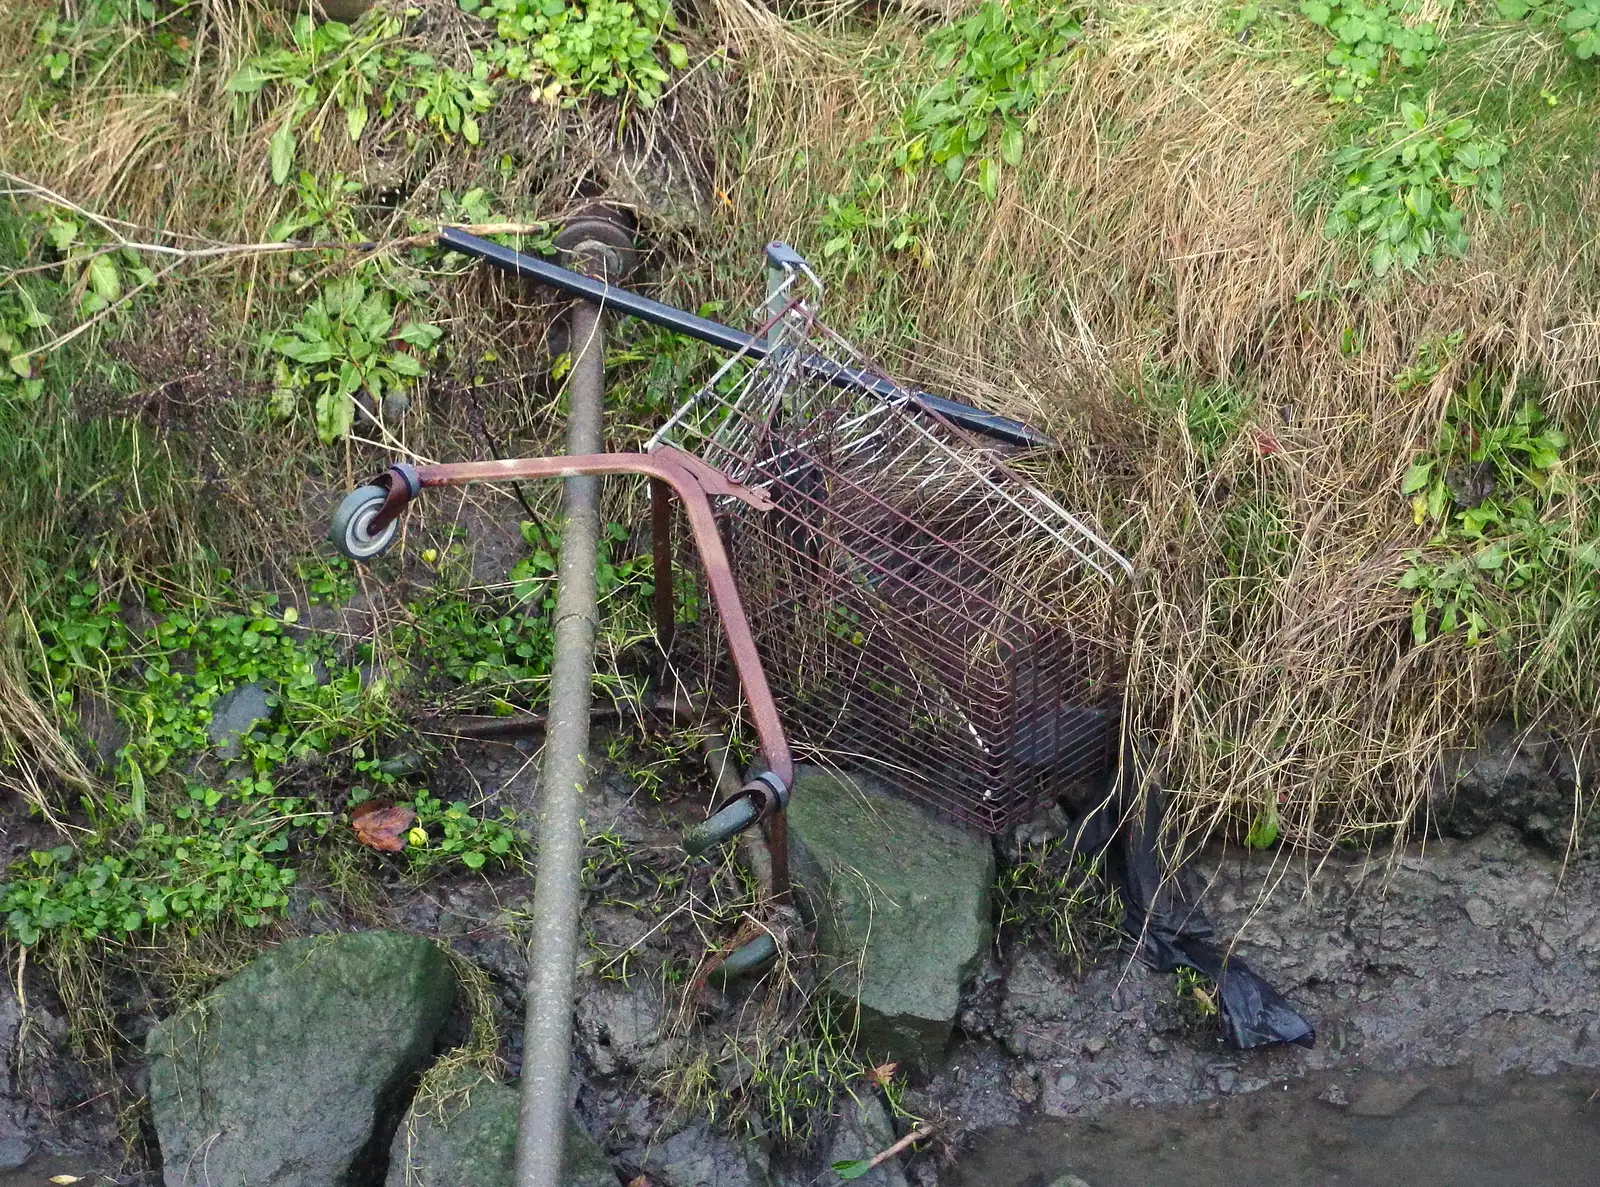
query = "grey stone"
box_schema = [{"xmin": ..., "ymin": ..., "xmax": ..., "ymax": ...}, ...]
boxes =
[
  {"xmin": 644, "ymin": 1122, "xmax": 771, "ymax": 1187},
  {"xmin": 1436, "ymin": 720, "xmax": 1592, "ymax": 848},
  {"xmin": 0, "ymin": 1137, "xmax": 33, "ymax": 1169},
  {"xmin": 148, "ymin": 931, "xmax": 457, "ymax": 1187},
  {"xmin": 787, "ymin": 767, "xmax": 994, "ymax": 1070},
  {"xmin": 1047, "ymin": 1177, "xmax": 1093, "ymax": 1187},
  {"xmin": 822, "ymin": 1093, "xmax": 907, "ymax": 1187},
  {"xmin": 381, "ymin": 393, "xmax": 412, "ymax": 421},
  {"xmin": 74, "ymin": 693, "xmax": 127, "ymax": 769},
  {"xmin": 574, "ymin": 980, "xmax": 662, "ymax": 1077},
  {"xmin": 1349, "ymin": 1076, "xmax": 1425, "ymax": 1118},
  {"xmin": 1464, "ymin": 897, "xmax": 1500, "ymax": 929},
  {"xmin": 205, "ymin": 682, "xmax": 273, "ymax": 760},
  {"xmin": 385, "ymin": 1067, "xmax": 611, "ymax": 1187}
]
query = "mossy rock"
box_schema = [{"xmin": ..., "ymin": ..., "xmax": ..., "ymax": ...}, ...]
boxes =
[
  {"xmin": 787, "ymin": 766, "xmax": 994, "ymax": 1070},
  {"xmin": 385, "ymin": 1066, "xmax": 613, "ymax": 1187},
  {"xmin": 148, "ymin": 931, "xmax": 458, "ymax": 1187}
]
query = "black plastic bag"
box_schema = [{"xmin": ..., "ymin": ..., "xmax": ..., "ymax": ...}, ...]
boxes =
[{"xmin": 1067, "ymin": 743, "xmax": 1315, "ymax": 1050}]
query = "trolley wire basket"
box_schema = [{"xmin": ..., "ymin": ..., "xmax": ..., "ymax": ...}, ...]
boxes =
[{"xmin": 650, "ymin": 259, "xmax": 1134, "ymax": 834}]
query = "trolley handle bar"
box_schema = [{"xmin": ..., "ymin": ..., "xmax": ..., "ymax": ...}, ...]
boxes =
[{"xmin": 438, "ymin": 227, "xmax": 1052, "ymax": 450}]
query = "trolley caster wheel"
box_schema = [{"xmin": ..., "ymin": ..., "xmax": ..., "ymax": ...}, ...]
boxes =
[
  {"xmin": 682, "ymin": 795, "xmax": 760, "ymax": 857},
  {"xmin": 330, "ymin": 485, "xmax": 399, "ymax": 561}
]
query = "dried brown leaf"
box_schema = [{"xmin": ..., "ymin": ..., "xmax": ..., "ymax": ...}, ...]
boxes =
[{"xmin": 351, "ymin": 802, "xmax": 416, "ymax": 853}]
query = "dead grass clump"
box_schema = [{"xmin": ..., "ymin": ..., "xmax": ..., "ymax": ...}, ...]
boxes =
[
  {"xmin": 708, "ymin": 3, "xmax": 1600, "ymax": 850},
  {"xmin": 4, "ymin": 0, "xmax": 1600, "ymax": 855}
]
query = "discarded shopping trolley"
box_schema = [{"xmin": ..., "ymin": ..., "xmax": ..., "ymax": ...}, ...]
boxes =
[
  {"xmin": 652, "ymin": 255, "xmax": 1133, "ymax": 838},
  {"xmin": 328, "ymin": 230, "xmax": 1132, "ymax": 887}
]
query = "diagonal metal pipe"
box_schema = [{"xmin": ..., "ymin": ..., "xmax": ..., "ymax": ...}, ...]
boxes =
[
  {"xmin": 515, "ymin": 294, "xmax": 606, "ymax": 1187},
  {"xmin": 437, "ymin": 227, "xmax": 1052, "ymax": 450}
]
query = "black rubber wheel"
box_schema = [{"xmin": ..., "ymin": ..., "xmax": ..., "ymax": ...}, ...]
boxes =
[
  {"xmin": 682, "ymin": 795, "xmax": 760, "ymax": 856},
  {"xmin": 330, "ymin": 485, "xmax": 398, "ymax": 561}
]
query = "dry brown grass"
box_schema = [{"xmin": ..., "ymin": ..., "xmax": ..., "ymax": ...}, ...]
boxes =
[
  {"xmin": 705, "ymin": 3, "xmax": 1600, "ymax": 851},
  {"xmin": 2, "ymin": 0, "xmax": 1598, "ymax": 854}
]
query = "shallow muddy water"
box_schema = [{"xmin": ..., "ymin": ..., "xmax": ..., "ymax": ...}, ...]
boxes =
[{"xmin": 949, "ymin": 1064, "xmax": 1600, "ymax": 1187}]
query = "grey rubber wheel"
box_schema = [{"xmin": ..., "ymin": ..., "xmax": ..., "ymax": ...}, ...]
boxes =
[{"xmin": 330, "ymin": 485, "xmax": 398, "ymax": 561}]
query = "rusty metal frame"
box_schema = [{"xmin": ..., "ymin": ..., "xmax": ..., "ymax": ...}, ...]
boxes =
[{"xmin": 363, "ymin": 444, "xmax": 795, "ymax": 890}]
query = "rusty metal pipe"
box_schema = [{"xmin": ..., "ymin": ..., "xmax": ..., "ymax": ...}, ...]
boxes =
[
  {"xmin": 407, "ymin": 447, "xmax": 794, "ymax": 794},
  {"xmin": 650, "ymin": 477, "xmax": 675, "ymax": 656}
]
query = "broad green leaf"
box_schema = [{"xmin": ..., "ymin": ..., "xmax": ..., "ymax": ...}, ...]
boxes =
[
  {"xmin": 1000, "ymin": 124, "xmax": 1024, "ymax": 167},
  {"xmin": 226, "ymin": 66, "xmax": 275, "ymax": 94},
  {"xmin": 832, "ymin": 1161, "xmax": 873, "ymax": 1182},
  {"xmin": 1301, "ymin": 0, "xmax": 1332, "ymax": 25},
  {"xmin": 977, "ymin": 157, "xmax": 1000, "ymax": 202},
  {"xmin": 88, "ymin": 255, "xmax": 121, "ymax": 302},
  {"xmin": 1400, "ymin": 460, "xmax": 1432, "ymax": 494},
  {"xmin": 46, "ymin": 219, "xmax": 78, "ymax": 252},
  {"xmin": 396, "ymin": 322, "xmax": 443, "ymax": 347},
  {"xmin": 351, "ymin": 293, "xmax": 394, "ymax": 340},
  {"xmin": 1245, "ymin": 804, "xmax": 1279, "ymax": 850},
  {"xmin": 314, "ymin": 389, "xmax": 354, "ymax": 443},
  {"xmin": 346, "ymin": 100, "xmax": 369, "ymax": 142},
  {"xmin": 269, "ymin": 119, "xmax": 297, "ymax": 185},
  {"xmin": 276, "ymin": 338, "xmax": 334, "ymax": 364},
  {"xmin": 387, "ymin": 352, "xmax": 425, "ymax": 377},
  {"xmin": 1425, "ymin": 480, "xmax": 1449, "ymax": 522},
  {"xmin": 126, "ymin": 759, "xmax": 146, "ymax": 818}
]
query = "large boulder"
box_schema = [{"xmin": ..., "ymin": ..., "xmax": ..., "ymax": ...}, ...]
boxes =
[
  {"xmin": 148, "ymin": 930, "xmax": 457, "ymax": 1187},
  {"xmin": 786, "ymin": 767, "xmax": 994, "ymax": 1070},
  {"xmin": 385, "ymin": 1067, "xmax": 612, "ymax": 1187}
]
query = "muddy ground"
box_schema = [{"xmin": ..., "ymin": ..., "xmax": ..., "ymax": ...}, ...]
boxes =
[{"xmin": 3, "ymin": 746, "xmax": 1600, "ymax": 1185}]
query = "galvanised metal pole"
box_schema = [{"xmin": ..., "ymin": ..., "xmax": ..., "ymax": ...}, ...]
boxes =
[{"xmin": 516, "ymin": 292, "xmax": 605, "ymax": 1187}]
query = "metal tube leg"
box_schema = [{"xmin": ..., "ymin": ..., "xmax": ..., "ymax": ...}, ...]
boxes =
[
  {"xmin": 650, "ymin": 477, "xmax": 675, "ymax": 657},
  {"xmin": 517, "ymin": 299, "xmax": 605, "ymax": 1187}
]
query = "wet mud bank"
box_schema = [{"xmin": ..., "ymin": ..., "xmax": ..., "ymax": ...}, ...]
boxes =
[{"xmin": 926, "ymin": 824, "xmax": 1600, "ymax": 1184}]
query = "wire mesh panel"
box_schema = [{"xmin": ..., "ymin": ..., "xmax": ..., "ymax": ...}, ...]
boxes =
[{"xmin": 651, "ymin": 301, "xmax": 1132, "ymax": 834}]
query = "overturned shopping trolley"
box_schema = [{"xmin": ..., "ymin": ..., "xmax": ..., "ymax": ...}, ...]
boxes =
[
  {"xmin": 327, "ymin": 228, "xmax": 1319, "ymax": 1056},
  {"xmin": 655, "ymin": 254, "xmax": 1132, "ymax": 841},
  {"xmin": 329, "ymin": 230, "xmax": 1131, "ymax": 878}
]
